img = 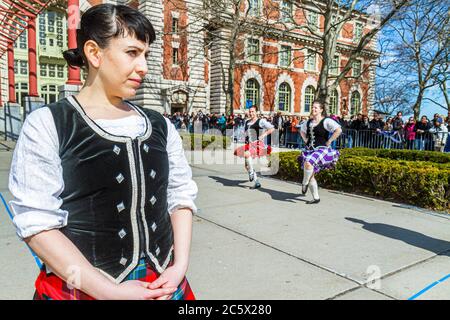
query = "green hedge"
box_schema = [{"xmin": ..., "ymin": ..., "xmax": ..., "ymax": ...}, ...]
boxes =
[
  {"xmin": 270, "ymin": 148, "xmax": 450, "ymax": 212},
  {"xmin": 180, "ymin": 133, "xmax": 231, "ymax": 150},
  {"xmin": 341, "ymin": 148, "xmax": 450, "ymax": 164}
]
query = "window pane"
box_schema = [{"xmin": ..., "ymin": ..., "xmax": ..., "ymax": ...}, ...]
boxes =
[
  {"xmin": 281, "ymin": 1, "xmax": 292, "ymax": 22},
  {"xmin": 330, "ymin": 56, "xmax": 339, "ymax": 75},
  {"xmin": 354, "ymin": 22, "xmax": 363, "ymax": 42},
  {"xmin": 172, "ymin": 18, "xmax": 178, "ymax": 33},
  {"xmin": 245, "ymin": 79, "xmax": 260, "ymax": 107},
  {"xmin": 278, "ymin": 83, "xmax": 291, "ymax": 111},
  {"xmin": 249, "ymin": 0, "xmax": 260, "ymax": 16},
  {"xmin": 280, "ymin": 45, "xmax": 291, "ymax": 67},
  {"xmin": 172, "ymin": 48, "xmax": 178, "ymax": 64},
  {"xmin": 352, "ymin": 60, "xmax": 362, "ymax": 77},
  {"xmin": 306, "ymin": 49, "xmax": 316, "ymax": 70},
  {"xmin": 248, "ymin": 39, "xmax": 260, "ymax": 62},
  {"xmin": 330, "ymin": 90, "xmax": 338, "ymax": 114},
  {"xmin": 304, "ymin": 86, "xmax": 315, "ymax": 113},
  {"xmin": 308, "ymin": 12, "xmax": 318, "ymax": 31},
  {"xmin": 351, "ymin": 92, "xmax": 360, "ymax": 114}
]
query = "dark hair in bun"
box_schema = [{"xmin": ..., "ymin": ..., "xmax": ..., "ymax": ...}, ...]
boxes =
[
  {"xmin": 62, "ymin": 48, "xmax": 84, "ymax": 68},
  {"xmin": 63, "ymin": 4, "xmax": 156, "ymax": 69}
]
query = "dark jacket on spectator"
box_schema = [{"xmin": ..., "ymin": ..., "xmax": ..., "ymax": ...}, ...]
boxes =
[
  {"xmin": 392, "ymin": 117, "xmax": 404, "ymax": 131},
  {"xmin": 369, "ymin": 119, "xmax": 384, "ymax": 131}
]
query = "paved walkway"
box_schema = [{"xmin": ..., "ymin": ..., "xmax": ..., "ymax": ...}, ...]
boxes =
[{"xmin": 1, "ymin": 148, "xmax": 449, "ymax": 299}]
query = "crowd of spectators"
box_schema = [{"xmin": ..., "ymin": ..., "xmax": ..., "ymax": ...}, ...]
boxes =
[{"xmin": 163, "ymin": 110, "xmax": 450, "ymax": 153}]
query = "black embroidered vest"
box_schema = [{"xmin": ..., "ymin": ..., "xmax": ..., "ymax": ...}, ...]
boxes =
[
  {"xmin": 244, "ymin": 119, "xmax": 261, "ymax": 144},
  {"xmin": 306, "ymin": 118, "xmax": 329, "ymax": 148},
  {"xmin": 47, "ymin": 96, "xmax": 173, "ymax": 283}
]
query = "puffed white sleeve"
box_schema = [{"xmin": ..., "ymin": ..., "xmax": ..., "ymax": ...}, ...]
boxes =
[
  {"xmin": 324, "ymin": 118, "xmax": 341, "ymax": 133},
  {"xmin": 165, "ymin": 118, "xmax": 198, "ymax": 215},
  {"xmin": 259, "ymin": 118, "xmax": 274, "ymax": 130},
  {"xmin": 8, "ymin": 107, "xmax": 68, "ymax": 240},
  {"xmin": 300, "ymin": 121, "xmax": 308, "ymax": 134}
]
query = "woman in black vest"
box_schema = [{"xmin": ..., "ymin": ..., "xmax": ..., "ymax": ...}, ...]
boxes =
[
  {"xmin": 234, "ymin": 105, "xmax": 274, "ymax": 188},
  {"xmin": 8, "ymin": 4, "xmax": 197, "ymax": 300},
  {"xmin": 298, "ymin": 101, "xmax": 342, "ymax": 204}
]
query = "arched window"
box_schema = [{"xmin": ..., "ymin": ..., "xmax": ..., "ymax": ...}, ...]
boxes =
[
  {"xmin": 304, "ymin": 85, "xmax": 315, "ymax": 113},
  {"xmin": 245, "ymin": 79, "xmax": 260, "ymax": 108},
  {"xmin": 351, "ymin": 91, "xmax": 361, "ymax": 115},
  {"xmin": 278, "ymin": 82, "xmax": 291, "ymax": 112},
  {"xmin": 329, "ymin": 89, "xmax": 339, "ymax": 115}
]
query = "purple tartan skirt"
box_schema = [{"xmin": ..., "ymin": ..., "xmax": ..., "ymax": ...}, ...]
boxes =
[{"xmin": 297, "ymin": 146, "xmax": 340, "ymax": 173}]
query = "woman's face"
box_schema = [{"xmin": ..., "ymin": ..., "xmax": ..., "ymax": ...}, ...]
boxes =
[
  {"xmin": 249, "ymin": 107, "xmax": 257, "ymax": 119},
  {"xmin": 96, "ymin": 34, "xmax": 149, "ymax": 99},
  {"xmin": 311, "ymin": 102, "xmax": 323, "ymax": 117}
]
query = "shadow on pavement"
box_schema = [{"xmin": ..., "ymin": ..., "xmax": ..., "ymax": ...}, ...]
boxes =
[
  {"xmin": 209, "ymin": 176, "xmax": 249, "ymax": 188},
  {"xmin": 209, "ymin": 175, "xmax": 304, "ymax": 203},
  {"xmin": 256, "ymin": 186, "xmax": 305, "ymax": 203},
  {"xmin": 346, "ymin": 217, "xmax": 450, "ymax": 257}
]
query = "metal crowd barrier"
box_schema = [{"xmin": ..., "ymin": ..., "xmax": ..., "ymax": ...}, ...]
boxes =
[
  {"xmin": 168, "ymin": 119, "xmax": 447, "ymax": 152},
  {"xmin": 0, "ymin": 103, "xmax": 21, "ymax": 146},
  {"xmin": 335, "ymin": 129, "xmax": 440, "ymax": 151}
]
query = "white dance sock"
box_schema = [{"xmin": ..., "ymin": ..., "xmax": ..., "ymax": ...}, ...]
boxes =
[
  {"xmin": 309, "ymin": 177, "xmax": 320, "ymax": 199},
  {"xmin": 245, "ymin": 157, "xmax": 254, "ymax": 173},
  {"xmin": 302, "ymin": 167, "xmax": 314, "ymax": 186}
]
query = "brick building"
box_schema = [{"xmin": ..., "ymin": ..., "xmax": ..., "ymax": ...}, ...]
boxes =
[
  {"xmin": 129, "ymin": 0, "xmax": 378, "ymax": 116},
  {"xmin": 1, "ymin": 0, "xmax": 377, "ymax": 117}
]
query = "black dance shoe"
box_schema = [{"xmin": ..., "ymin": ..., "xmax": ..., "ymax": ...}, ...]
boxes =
[
  {"xmin": 306, "ymin": 198, "xmax": 320, "ymax": 204},
  {"xmin": 301, "ymin": 184, "xmax": 309, "ymax": 195},
  {"xmin": 253, "ymin": 181, "xmax": 261, "ymax": 189}
]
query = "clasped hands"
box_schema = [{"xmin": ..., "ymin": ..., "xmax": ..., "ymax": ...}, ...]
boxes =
[{"xmin": 109, "ymin": 263, "xmax": 186, "ymax": 300}]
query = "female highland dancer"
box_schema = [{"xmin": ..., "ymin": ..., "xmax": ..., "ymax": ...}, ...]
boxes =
[
  {"xmin": 8, "ymin": 4, "xmax": 197, "ymax": 300},
  {"xmin": 298, "ymin": 101, "xmax": 342, "ymax": 204},
  {"xmin": 234, "ymin": 106, "xmax": 274, "ymax": 189}
]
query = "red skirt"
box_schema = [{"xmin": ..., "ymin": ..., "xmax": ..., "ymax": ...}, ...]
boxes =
[
  {"xmin": 33, "ymin": 259, "xmax": 195, "ymax": 300},
  {"xmin": 234, "ymin": 140, "xmax": 272, "ymax": 158}
]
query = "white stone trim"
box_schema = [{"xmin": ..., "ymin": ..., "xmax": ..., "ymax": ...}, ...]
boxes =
[
  {"xmin": 274, "ymin": 73, "xmax": 295, "ymax": 113},
  {"xmin": 240, "ymin": 68, "xmax": 264, "ymax": 111},
  {"xmin": 171, "ymin": 11, "xmax": 180, "ymax": 19},
  {"xmin": 172, "ymin": 41, "xmax": 180, "ymax": 49}
]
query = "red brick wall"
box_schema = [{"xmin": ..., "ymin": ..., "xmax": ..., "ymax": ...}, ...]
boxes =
[{"xmin": 162, "ymin": 0, "xmax": 189, "ymax": 81}]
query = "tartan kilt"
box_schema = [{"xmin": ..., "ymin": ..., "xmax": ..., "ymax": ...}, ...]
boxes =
[
  {"xmin": 33, "ymin": 259, "xmax": 195, "ymax": 300},
  {"xmin": 297, "ymin": 146, "xmax": 340, "ymax": 173},
  {"xmin": 234, "ymin": 140, "xmax": 272, "ymax": 158}
]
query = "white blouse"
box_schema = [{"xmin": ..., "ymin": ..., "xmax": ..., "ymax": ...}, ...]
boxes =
[
  {"xmin": 9, "ymin": 105, "xmax": 198, "ymax": 240},
  {"xmin": 300, "ymin": 117, "xmax": 341, "ymax": 134}
]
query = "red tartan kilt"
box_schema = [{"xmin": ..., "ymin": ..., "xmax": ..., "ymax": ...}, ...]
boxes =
[
  {"xmin": 234, "ymin": 141, "xmax": 272, "ymax": 158},
  {"xmin": 33, "ymin": 264, "xmax": 195, "ymax": 300}
]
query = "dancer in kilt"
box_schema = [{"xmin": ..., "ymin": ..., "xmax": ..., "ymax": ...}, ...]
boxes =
[
  {"xmin": 234, "ymin": 106, "xmax": 274, "ymax": 189},
  {"xmin": 298, "ymin": 101, "xmax": 342, "ymax": 204},
  {"xmin": 9, "ymin": 4, "xmax": 197, "ymax": 300}
]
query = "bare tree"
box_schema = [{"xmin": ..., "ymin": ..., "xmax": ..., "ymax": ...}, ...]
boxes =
[
  {"xmin": 263, "ymin": 0, "xmax": 410, "ymax": 109},
  {"xmin": 384, "ymin": 0, "xmax": 449, "ymax": 119},
  {"xmin": 167, "ymin": 0, "xmax": 409, "ymax": 115},
  {"xmin": 373, "ymin": 77, "xmax": 414, "ymax": 115}
]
